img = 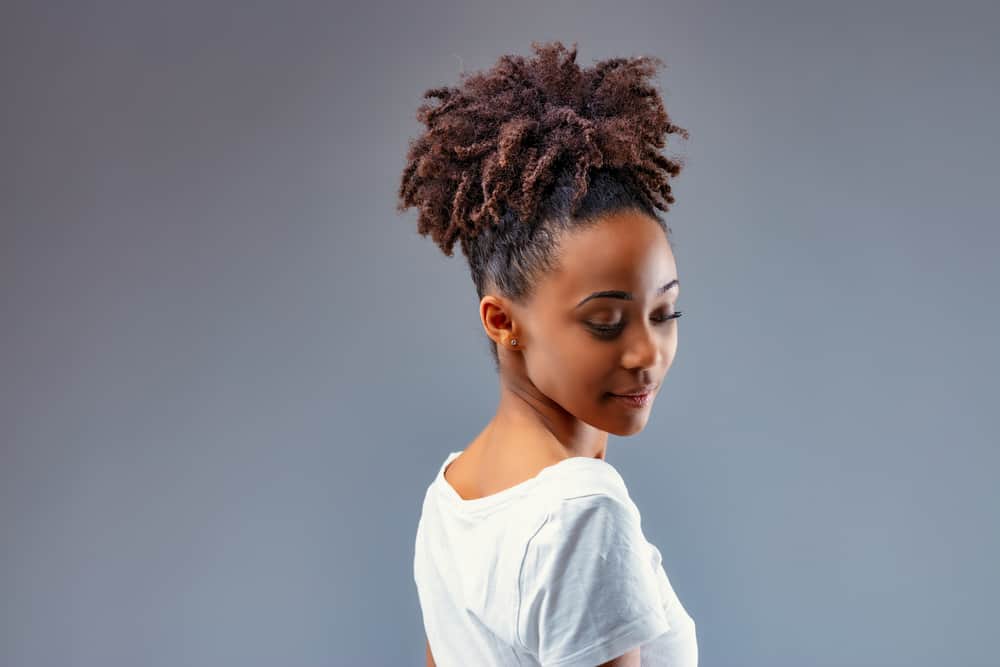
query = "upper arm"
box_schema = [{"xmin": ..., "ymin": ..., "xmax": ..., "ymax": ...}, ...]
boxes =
[
  {"xmin": 424, "ymin": 634, "xmax": 639, "ymax": 667},
  {"xmin": 425, "ymin": 636, "xmax": 436, "ymax": 667},
  {"xmin": 598, "ymin": 646, "xmax": 641, "ymax": 666},
  {"xmin": 516, "ymin": 494, "xmax": 669, "ymax": 664}
]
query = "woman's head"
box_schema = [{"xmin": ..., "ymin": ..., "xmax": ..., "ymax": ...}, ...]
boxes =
[{"xmin": 397, "ymin": 41, "xmax": 688, "ymax": 435}]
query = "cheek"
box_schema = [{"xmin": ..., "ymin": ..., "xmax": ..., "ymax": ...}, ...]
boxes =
[
  {"xmin": 665, "ymin": 328, "xmax": 679, "ymax": 362},
  {"xmin": 530, "ymin": 334, "xmax": 616, "ymax": 401}
]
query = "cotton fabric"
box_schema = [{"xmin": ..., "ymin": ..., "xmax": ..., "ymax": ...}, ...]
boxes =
[{"xmin": 413, "ymin": 450, "xmax": 698, "ymax": 666}]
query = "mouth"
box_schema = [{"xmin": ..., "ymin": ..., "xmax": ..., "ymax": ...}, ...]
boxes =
[
  {"xmin": 606, "ymin": 384, "xmax": 657, "ymax": 408},
  {"xmin": 607, "ymin": 391, "xmax": 654, "ymax": 408}
]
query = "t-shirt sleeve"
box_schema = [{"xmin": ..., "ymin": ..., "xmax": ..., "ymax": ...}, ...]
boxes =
[{"xmin": 515, "ymin": 493, "xmax": 671, "ymax": 666}]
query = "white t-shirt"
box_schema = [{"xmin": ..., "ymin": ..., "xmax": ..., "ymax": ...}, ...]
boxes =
[{"xmin": 413, "ymin": 450, "xmax": 698, "ymax": 666}]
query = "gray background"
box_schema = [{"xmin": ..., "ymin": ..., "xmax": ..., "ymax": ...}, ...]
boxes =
[{"xmin": 3, "ymin": 1, "xmax": 998, "ymax": 665}]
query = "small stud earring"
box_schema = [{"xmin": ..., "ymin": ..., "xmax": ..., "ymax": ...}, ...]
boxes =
[{"xmin": 510, "ymin": 338, "xmax": 518, "ymax": 346}]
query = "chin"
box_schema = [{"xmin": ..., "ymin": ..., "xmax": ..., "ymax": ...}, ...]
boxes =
[
  {"xmin": 614, "ymin": 421, "xmax": 649, "ymax": 437},
  {"xmin": 596, "ymin": 396, "xmax": 655, "ymax": 436},
  {"xmin": 603, "ymin": 414, "xmax": 651, "ymax": 437}
]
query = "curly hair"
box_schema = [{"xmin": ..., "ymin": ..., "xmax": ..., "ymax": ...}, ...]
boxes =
[{"xmin": 397, "ymin": 40, "xmax": 689, "ymax": 370}]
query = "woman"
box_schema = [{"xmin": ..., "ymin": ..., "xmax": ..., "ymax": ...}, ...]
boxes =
[{"xmin": 400, "ymin": 40, "xmax": 698, "ymax": 666}]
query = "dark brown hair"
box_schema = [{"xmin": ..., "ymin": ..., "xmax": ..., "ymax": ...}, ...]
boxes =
[{"xmin": 397, "ymin": 40, "xmax": 689, "ymax": 369}]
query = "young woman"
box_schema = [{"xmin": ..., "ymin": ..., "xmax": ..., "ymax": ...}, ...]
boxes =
[{"xmin": 400, "ymin": 40, "xmax": 698, "ymax": 667}]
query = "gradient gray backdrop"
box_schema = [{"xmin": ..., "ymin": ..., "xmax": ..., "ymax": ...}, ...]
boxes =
[{"xmin": 3, "ymin": 1, "xmax": 998, "ymax": 665}]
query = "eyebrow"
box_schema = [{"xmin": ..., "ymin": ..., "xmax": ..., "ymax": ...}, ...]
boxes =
[{"xmin": 575, "ymin": 279, "xmax": 680, "ymax": 309}]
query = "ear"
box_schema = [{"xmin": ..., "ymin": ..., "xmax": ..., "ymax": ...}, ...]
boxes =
[{"xmin": 480, "ymin": 294, "xmax": 520, "ymax": 349}]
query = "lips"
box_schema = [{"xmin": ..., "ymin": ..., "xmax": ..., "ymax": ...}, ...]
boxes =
[{"xmin": 609, "ymin": 384, "xmax": 657, "ymax": 397}]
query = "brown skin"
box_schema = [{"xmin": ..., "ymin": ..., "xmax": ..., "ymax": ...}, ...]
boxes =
[{"xmin": 446, "ymin": 207, "xmax": 680, "ymax": 499}]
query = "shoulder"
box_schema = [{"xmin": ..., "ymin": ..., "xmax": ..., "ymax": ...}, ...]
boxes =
[
  {"xmin": 523, "ymin": 490, "xmax": 643, "ymax": 563},
  {"xmin": 521, "ymin": 454, "xmax": 645, "ymax": 550},
  {"xmin": 517, "ymin": 491, "xmax": 646, "ymax": 608},
  {"xmin": 538, "ymin": 455, "xmax": 634, "ymax": 507},
  {"xmin": 534, "ymin": 455, "xmax": 642, "ymax": 532},
  {"xmin": 514, "ymin": 490, "xmax": 668, "ymax": 660}
]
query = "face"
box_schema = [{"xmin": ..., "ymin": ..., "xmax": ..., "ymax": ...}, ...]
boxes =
[{"xmin": 490, "ymin": 208, "xmax": 681, "ymax": 436}]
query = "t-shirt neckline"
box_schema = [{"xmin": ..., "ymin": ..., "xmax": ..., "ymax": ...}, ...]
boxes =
[{"xmin": 434, "ymin": 450, "xmax": 607, "ymax": 513}]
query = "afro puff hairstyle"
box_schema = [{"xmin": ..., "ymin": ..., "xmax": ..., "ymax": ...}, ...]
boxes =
[{"xmin": 397, "ymin": 40, "xmax": 689, "ymax": 370}]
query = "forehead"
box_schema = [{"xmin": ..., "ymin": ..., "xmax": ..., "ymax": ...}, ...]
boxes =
[{"xmin": 544, "ymin": 210, "xmax": 677, "ymax": 300}]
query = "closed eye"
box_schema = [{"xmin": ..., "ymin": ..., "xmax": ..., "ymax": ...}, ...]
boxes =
[{"xmin": 586, "ymin": 310, "xmax": 683, "ymax": 338}]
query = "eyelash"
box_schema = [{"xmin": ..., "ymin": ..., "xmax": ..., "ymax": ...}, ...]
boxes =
[{"xmin": 587, "ymin": 311, "xmax": 683, "ymax": 338}]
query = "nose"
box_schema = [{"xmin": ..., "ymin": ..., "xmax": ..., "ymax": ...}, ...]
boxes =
[{"xmin": 621, "ymin": 320, "xmax": 661, "ymax": 371}]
